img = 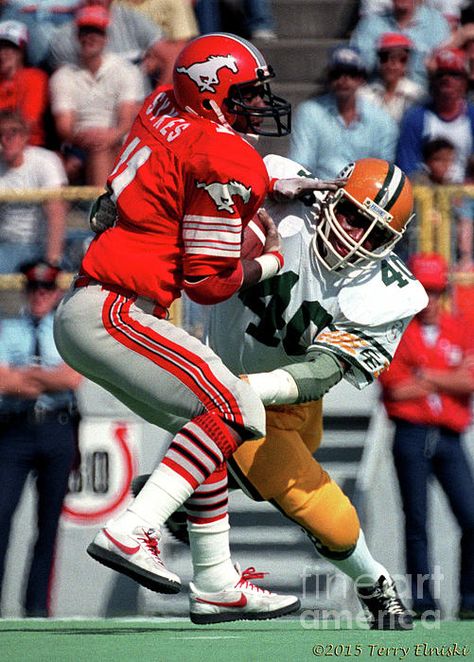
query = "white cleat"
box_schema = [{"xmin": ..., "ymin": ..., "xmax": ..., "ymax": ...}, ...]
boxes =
[
  {"xmin": 189, "ymin": 564, "xmax": 300, "ymax": 624},
  {"xmin": 87, "ymin": 525, "xmax": 181, "ymax": 594}
]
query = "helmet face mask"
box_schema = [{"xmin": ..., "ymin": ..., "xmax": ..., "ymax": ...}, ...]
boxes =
[
  {"xmin": 173, "ymin": 33, "xmax": 291, "ymax": 137},
  {"xmin": 313, "ymin": 159, "xmax": 414, "ymax": 271},
  {"xmin": 226, "ymin": 75, "xmax": 291, "ymax": 136}
]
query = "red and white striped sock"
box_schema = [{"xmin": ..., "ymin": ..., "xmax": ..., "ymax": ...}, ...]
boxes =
[
  {"xmin": 116, "ymin": 413, "xmax": 240, "ymax": 530},
  {"xmin": 185, "ymin": 462, "xmax": 229, "ymax": 525}
]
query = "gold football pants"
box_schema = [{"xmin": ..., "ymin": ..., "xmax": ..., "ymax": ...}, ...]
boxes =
[{"xmin": 229, "ymin": 400, "xmax": 360, "ymax": 553}]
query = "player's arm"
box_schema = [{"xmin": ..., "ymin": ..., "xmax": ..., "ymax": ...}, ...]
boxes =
[
  {"xmin": 87, "ymin": 192, "xmax": 283, "ymax": 292},
  {"xmin": 182, "ymin": 149, "xmax": 283, "ymax": 305},
  {"xmin": 243, "ymin": 349, "xmax": 346, "ymax": 406},
  {"xmin": 183, "ymin": 208, "xmax": 283, "ymax": 304},
  {"xmin": 269, "ymin": 176, "xmax": 347, "ymax": 205}
]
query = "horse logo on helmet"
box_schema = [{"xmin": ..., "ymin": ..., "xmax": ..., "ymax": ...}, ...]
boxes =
[{"xmin": 176, "ymin": 55, "xmax": 239, "ymax": 93}]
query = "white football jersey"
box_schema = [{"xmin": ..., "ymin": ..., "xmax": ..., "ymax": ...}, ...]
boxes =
[{"xmin": 207, "ymin": 156, "xmax": 428, "ymax": 389}]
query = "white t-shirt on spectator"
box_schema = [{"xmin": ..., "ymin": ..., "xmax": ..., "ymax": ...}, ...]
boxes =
[
  {"xmin": 0, "ymin": 146, "xmax": 67, "ymax": 244},
  {"xmin": 358, "ymin": 77, "xmax": 426, "ymax": 123},
  {"xmin": 49, "ymin": 53, "xmax": 145, "ymax": 130}
]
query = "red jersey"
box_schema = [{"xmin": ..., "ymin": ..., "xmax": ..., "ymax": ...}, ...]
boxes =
[
  {"xmin": 82, "ymin": 87, "xmax": 269, "ymax": 308},
  {"xmin": 0, "ymin": 68, "xmax": 49, "ymax": 146},
  {"xmin": 379, "ymin": 313, "xmax": 474, "ymax": 432}
]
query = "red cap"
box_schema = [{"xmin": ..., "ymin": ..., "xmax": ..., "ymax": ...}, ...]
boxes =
[
  {"xmin": 75, "ymin": 5, "xmax": 110, "ymax": 31},
  {"xmin": 433, "ymin": 47, "xmax": 468, "ymax": 75},
  {"xmin": 20, "ymin": 260, "xmax": 61, "ymax": 288},
  {"xmin": 377, "ymin": 32, "xmax": 413, "ymax": 52},
  {"xmin": 409, "ymin": 253, "xmax": 448, "ymax": 292}
]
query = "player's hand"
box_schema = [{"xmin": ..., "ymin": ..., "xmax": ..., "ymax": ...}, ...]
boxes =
[
  {"xmin": 257, "ymin": 208, "xmax": 281, "ymax": 255},
  {"xmin": 90, "ymin": 190, "xmax": 117, "ymax": 234},
  {"xmin": 271, "ymin": 177, "xmax": 347, "ymax": 203}
]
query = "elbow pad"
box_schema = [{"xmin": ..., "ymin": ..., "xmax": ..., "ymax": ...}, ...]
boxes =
[
  {"xmin": 184, "ymin": 262, "xmax": 243, "ymax": 305},
  {"xmin": 281, "ymin": 351, "xmax": 344, "ymax": 403}
]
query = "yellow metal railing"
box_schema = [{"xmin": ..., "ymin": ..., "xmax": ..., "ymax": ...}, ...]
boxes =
[
  {"xmin": 1, "ymin": 184, "xmax": 474, "ymax": 313},
  {"xmin": 414, "ymin": 184, "xmax": 474, "ymax": 286}
]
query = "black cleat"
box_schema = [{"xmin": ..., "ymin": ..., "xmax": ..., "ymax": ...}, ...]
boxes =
[{"xmin": 357, "ymin": 575, "xmax": 413, "ymax": 630}]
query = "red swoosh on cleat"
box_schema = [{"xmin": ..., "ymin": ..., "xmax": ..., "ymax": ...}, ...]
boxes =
[
  {"xmin": 103, "ymin": 528, "xmax": 140, "ymax": 554},
  {"xmin": 195, "ymin": 594, "xmax": 248, "ymax": 608}
]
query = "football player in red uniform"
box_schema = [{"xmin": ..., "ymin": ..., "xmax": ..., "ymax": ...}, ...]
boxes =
[{"xmin": 54, "ymin": 33, "xmax": 302, "ymax": 623}]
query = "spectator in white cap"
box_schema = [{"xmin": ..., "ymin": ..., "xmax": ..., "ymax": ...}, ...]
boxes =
[
  {"xmin": 0, "ymin": 20, "xmax": 49, "ymax": 146},
  {"xmin": 49, "ymin": 4, "xmax": 145, "ymax": 186},
  {"xmin": 289, "ymin": 45, "xmax": 398, "ymax": 179},
  {"xmin": 359, "ymin": 32, "xmax": 426, "ymax": 122},
  {"xmin": 0, "ymin": 1, "xmax": 79, "ymax": 67}
]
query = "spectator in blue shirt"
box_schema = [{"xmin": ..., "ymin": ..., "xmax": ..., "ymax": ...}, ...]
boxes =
[
  {"xmin": 396, "ymin": 47, "xmax": 474, "ymax": 183},
  {"xmin": 289, "ymin": 45, "xmax": 398, "ymax": 179},
  {"xmin": 350, "ymin": 0, "xmax": 451, "ymax": 90},
  {"xmin": 0, "ymin": 260, "xmax": 81, "ymax": 617}
]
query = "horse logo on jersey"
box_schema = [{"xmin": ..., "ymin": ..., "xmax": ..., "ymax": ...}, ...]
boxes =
[
  {"xmin": 176, "ymin": 55, "xmax": 238, "ymax": 93},
  {"xmin": 196, "ymin": 179, "xmax": 251, "ymax": 213}
]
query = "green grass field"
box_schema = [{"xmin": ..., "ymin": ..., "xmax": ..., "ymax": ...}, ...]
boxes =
[{"xmin": 0, "ymin": 619, "xmax": 472, "ymax": 662}]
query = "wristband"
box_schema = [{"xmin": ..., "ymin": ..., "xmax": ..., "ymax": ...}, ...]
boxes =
[
  {"xmin": 254, "ymin": 251, "xmax": 284, "ymax": 282},
  {"xmin": 245, "ymin": 369, "xmax": 299, "ymax": 406},
  {"xmin": 268, "ymin": 177, "xmax": 279, "ymax": 196}
]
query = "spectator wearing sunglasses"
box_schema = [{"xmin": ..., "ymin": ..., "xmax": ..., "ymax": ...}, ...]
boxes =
[
  {"xmin": 359, "ymin": 32, "xmax": 426, "ymax": 122},
  {"xmin": 396, "ymin": 47, "xmax": 474, "ymax": 182},
  {"xmin": 289, "ymin": 45, "xmax": 398, "ymax": 179},
  {"xmin": 350, "ymin": 0, "xmax": 451, "ymax": 91}
]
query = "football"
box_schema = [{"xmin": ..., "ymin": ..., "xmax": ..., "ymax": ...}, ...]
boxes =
[{"xmin": 241, "ymin": 216, "xmax": 266, "ymax": 260}]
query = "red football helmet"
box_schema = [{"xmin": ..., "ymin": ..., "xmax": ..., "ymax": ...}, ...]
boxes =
[
  {"xmin": 313, "ymin": 159, "xmax": 414, "ymax": 271},
  {"xmin": 173, "ymin": 32, "xmax": 290, "ymax": 136}
]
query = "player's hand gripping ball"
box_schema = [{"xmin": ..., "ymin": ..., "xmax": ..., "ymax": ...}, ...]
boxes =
[{"xmin": 241, "ymin": 208, "xmax": 281, "ymax": 259}]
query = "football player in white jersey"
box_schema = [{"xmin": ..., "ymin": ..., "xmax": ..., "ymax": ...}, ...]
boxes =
[
  {"xmin": 207, "ymin": 155, "xmax": 427, "ymax": 630},
  {"xmin": 134, "ymin": 155, "xmax": 427, "ymax": 629}
]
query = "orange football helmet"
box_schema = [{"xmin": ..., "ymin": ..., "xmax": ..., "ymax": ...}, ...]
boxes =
[
  {"xmin": 313, "ymin": 158, "xmax": 414, "ymax": 270},
  {"xmin": 173, "ymin": 32, "xmax": 290, "ymax": 136}
]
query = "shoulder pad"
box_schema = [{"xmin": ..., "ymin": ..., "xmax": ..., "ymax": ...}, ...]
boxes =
[
  {"xmin": 263, "ymin": 154, "xmax": 311, "ymax": 180},
  {"xmin": 338, "ymin": 255, "xmax": 428, "ymax": 327}
]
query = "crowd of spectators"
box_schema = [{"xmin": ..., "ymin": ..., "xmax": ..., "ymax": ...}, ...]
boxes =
[
  {"xmin": 0, "ymin": 0, "xmax": 280, "ymax": 275},
  {"xmin": 287, "ymin": 0, "xmax": 474, "ymax": 295},
  {"xmin": 2, "ymin": 0, "xmax": 474, "ymax": 275}
]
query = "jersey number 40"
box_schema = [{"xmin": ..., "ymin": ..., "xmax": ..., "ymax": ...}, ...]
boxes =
[{"xmin": 238, "ymin": 271, "xmax": 333, "ymax": 356}]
